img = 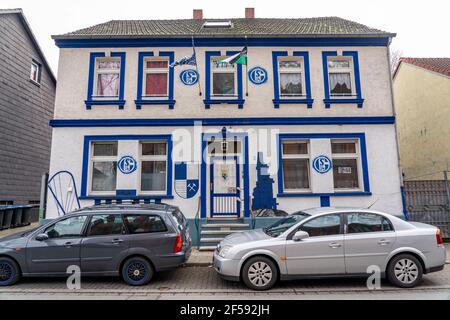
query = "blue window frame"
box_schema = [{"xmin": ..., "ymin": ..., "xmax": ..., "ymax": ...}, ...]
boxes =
[
  {"xmin": 272, "ymin": 51, "xmax": 313, "ymax": 108},
  {"xmin": 277, "ymin": 133, "xmax": 371, "ymax": 197},
  {"xmin": 80, "ymin": 134, "xmax": 173, "ymax": 201},
  {"xmin": 204, "ymin": 51, "xmax": 244, "ymax": 109},
  {"xmin": 85, "ymin": 52, "xmax": 126, "ymax": 110},
  {"xmin": 322, "ymin": 51, "xmax": 364, "ymax": 108},
  {"xmin": 135, "ymin": 51, "xmax": 175, "ymax": 109}
]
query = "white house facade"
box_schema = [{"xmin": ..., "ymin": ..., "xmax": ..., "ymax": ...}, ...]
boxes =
[{"xmin": 47, "ymin": 10, "xmax": 404, "ymax": 246}]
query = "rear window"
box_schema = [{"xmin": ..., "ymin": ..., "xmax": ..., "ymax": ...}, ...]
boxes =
[
  {"xmin": 123, "ymin": 215, "xmax": 167, "ymax": 234},
  {"xmin": 171, "ymin": 209, "xmax": 187, "ymax": 228}
]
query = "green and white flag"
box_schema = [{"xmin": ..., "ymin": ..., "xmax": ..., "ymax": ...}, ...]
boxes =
[{"xmin": 219, "ymin": 47, "xmax": 247, "ymax": 65}]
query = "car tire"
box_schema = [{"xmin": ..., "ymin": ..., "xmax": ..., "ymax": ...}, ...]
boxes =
[
  {"xmin": 387, "ymin": 254, "xmax": 423, "ymax": 288},
  {"xmin": 0, "ymin": 257, "xmax": 21, "ymax": 286},
  {"xmin": 121, "ymin": 257, "xmax": 154, "ymax": 286},
  {"xmin": 242, "ymin": 256, "xmax": 278, "ymax": 291}
]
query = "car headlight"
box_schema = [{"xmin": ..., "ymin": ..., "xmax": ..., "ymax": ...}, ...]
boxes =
[{"xmin": 218, "ymin": 245, "xmax": 232, "ymax": 258}]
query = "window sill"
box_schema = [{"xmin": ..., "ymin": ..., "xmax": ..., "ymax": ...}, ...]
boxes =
[
  {"xmin": 135, "ymin": 99, "xmax": 176, "ymax": 110},
  {"xmin": 203, "ymin": 99, "xmax": 245, "ymax": 109},
  {"xmin": 277, "ymin": 191, "xmax": 372, "ymax": 197},
  {"xmin": 324, "ymin": 98, "xmax": 364, "ymax": 108},
  {"xmin": 85, "ymin": 99, "xmax": 126, "ymax": 110},
  {"xmin": 29, "ymin": 79, "xmax": 41, "ymax": 87},
  {"xmin": 273, "ymin": 98, "xmax": 314, "ymax": 108}
]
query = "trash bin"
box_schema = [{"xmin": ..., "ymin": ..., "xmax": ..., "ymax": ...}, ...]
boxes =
[
  {"xmin": 21, "ymin": 206, "xmax": 33, "ymax": 226},
  {"xmin": 11, "ymin": 207, "xmax": 23, "ymax": 228},
  {"xmin": 2, "ymin": 208, "xmax": 14, "ymax": 230},
  {"xmin": 0, "ymin": 208, "xmax": 5, "ymax": 230}
]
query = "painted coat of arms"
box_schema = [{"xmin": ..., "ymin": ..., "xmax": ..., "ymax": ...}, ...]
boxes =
[{"xmin": 174, "ymin": 162, "xmax": 199, "ymax": 199}]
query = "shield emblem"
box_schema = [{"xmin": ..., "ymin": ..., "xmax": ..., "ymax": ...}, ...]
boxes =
[{"xmin": 174, "ymin": 162, "xmax": 199, "ymax": 199}]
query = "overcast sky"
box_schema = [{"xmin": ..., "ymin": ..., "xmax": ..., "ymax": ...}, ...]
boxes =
[{"xmin": 2, "ymin": 0, "xmax": 449, "ymax": 73}]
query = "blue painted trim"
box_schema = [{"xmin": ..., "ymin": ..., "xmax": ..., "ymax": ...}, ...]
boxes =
[
  {"xmin": 135, "ymin": 51, "xmax": 175, "ymax": 109},
  {"xmin": 85, "ymin": 52, "xmax": 126, "ymax": 110},
  {"xmin": 277, "ymin": 133, "xmax": 371, "ymax": 197},
  {"xmin": 322, "ymin": 51, "xmax": 363, "ymax": 108},
  {"xmin": 243, "ymin": 135, "xmax": 250, "ymax": 218},
  {"xmin": 50, "ymin": 116, "xmax": 396, "ymax": 128},
  {"xmin": 271, "ymin": 51, "xmax": 313, "ymax": 108},
  {"xmin": 204, "ymin": 51, "xmax": 244, "ymax": 109},
  {"xmin": 81, "ymin": 134, "xmax": 173, "ymax": 198},
  {"xmin": 116, "ymin": 189, "xmax": 137, "ymax": 197},
  {"xmin": 400, "ymin": 186, "xmax": 410, "ymax": 220},
  {"xmin": 320, "ymin": 196, "xmax": 330, "ymax": 207},
  {"xmin": 55, "ymin": 37, "xmax": 391, "ymax": 48},
  {"xmin": 80, "ymin": 195, "xmax": 174, "ymax": 200}
]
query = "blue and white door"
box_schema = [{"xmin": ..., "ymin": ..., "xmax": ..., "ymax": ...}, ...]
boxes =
[{"xmin": 209, "ymin": 156, "xmax": 241, "ymax": 217}]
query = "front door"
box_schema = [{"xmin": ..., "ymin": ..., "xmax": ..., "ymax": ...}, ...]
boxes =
[{"xmin": 210, "ymin": 156, "xmax": 241, "ymax": 217}]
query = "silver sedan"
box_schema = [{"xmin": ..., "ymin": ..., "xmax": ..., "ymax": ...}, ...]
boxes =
[{"xmin": 213, "ymin": 207, "xmax": 446, "ymax": 290}]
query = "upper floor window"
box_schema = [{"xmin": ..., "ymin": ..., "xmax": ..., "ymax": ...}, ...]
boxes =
[
  {"xmin": 281, "ymin": 140, "xmax": 310, "ymax": 191},
  {"xmin": 30, "ymin": 61, "xmax": 41, "ymax": 84},
  {"xmin": 278, "ymin": 59, "xmax": 304, "ymax": 97},
  {"xmin": 90, "ymin": 142, "xmax": 118, "ymax": 193},
  {"xmin": 211, "ymin": 58, "xmax": 236, "ymax": 97},
  {"xmin": 143, "ymin": 59, "xmax": 169, "ymax": 97},
  {"xmin": 331, "ymin": 140, "xmax": 360, "ymax": 190},
  {"xmin": 327, "ymin": 58, "xmax": 354, "ymax": 97},
  {"xmin": 140, "ymin": 142, "xmax": 168, "ymax": 193},
  {"xmin": 94, "ymin": 58, "xmax": 121, "ymax": 98}
]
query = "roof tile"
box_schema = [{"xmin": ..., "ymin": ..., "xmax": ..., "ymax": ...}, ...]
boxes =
[{"xmin": 400, "ymin": 58, "xmax": 450, "ymax": 77}]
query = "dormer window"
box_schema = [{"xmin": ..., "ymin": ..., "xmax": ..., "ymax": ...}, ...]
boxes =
[
  {"xmin": 327, "ymin": 58, "xmax": 355, "ymax": 97},
  {"xmin": 203, "ymin": 20, "xmax": 232, "ymax": 28},
  {"xmin": 94, "ymin": 58, "xmax": 121, "ymax": 98}
]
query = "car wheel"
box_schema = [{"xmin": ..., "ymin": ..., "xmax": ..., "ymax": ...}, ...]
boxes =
[
  {"xmin": 0, "ymin": 257, "xmax": 21, "ymax": 286},
  {"xmin": 242, "ymin": 256, "xmax": 278, "ymax": 291},
  {"xmin": 121, "ymin": 257, "xmax": 153, "ymax": 286},
  {"xmin": 387, "ymin": 254, "xmax": 423, "ymax": 288}
]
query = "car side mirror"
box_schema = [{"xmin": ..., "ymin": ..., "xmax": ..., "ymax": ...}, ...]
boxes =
[
  {"xmin": 292, "ymin": 231, "xmax": 309, "ymax": 241},
  {"xmin": 35, "ymin": 233, "xmax": 49, "ymax": 241}
]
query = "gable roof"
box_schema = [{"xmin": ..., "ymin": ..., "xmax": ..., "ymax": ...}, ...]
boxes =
[
  {"xmin": 0, "ymin": 8, "xmax": 56, "ymax": 83},
  {"xmin": 398, "ymin": 58, "xmax": 450, "ymax": 77},
  {"xmin": 52, "ymin": 17, "xmax": 395, "ymax": 40}
]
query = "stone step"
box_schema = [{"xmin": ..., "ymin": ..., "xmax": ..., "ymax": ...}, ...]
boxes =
[
  {"xmin": 199, "ymin": 246, "xmax": 217, "ymax": 251},
  {"xmin": 200, "ymin": 237, "xmax": 224, "ymax": 243},
  {"xmin": 202, "ymin": 223, "xmax": 249, "ymax": 228},
  {"xmin": 201, "ymin": 230, "xmax": 242, "ymax": 235}
]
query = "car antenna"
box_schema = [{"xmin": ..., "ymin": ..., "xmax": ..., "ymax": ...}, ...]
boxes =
[{"xmin": 366, "ymin": 198, "xmax": 379, "ymax": 209}]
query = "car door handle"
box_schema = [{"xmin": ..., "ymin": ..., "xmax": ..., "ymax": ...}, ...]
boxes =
[
  {"xmin": 328, "ymin": 242, "xmax": 342, "ymax": 248},
  {"xmin": 112, "ymin": 239, "xmax": 124, "ymax": 244},
  {"xmin": 378, "ymin": 239, "xmax": 391, "ymax": 246},
  {"xmin": 64, "ymin": 241, "xmax": 73, "ymax": 248}
]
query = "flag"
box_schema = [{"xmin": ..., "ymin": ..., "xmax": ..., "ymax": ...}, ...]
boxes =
[
  {"xmin": 219, "ymin": 47, "xmax": 247, "ymax": 65},
  {"xmin": 170, "ymin": 52, "xmax": 196, "ymax": 67}
]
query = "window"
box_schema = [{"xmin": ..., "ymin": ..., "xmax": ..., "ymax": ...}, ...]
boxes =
[
  {"xmin": 281, "ymin": 141, "xmax": 310, "ymax": 190},
  {"xmin": 140, "ymin": 142, "xmax": 167, "ymax": 193},
  {"xmin": 346, "ymin": 213, "xmax": 394, "ymax": 233},
  {"xmin": 203, "ymin": 21, "xmax": 232, "ymax": 28},
  {"xmin": 207, "ymin": 138, "xmax": 241, "ymax": 156},
  {"xmin": 332, "ymin": 140, "xmax": 360, "ymax": 190},
  {"xmin": 94, "ymin": 58, "xmax": 121, "ymax": 98},
  {"xmin": 263, "ymin": 212, "xmax": 310, "ymax": 237},
  {"xmin": 90, "ymin": 142, "xmax": 118, "ymax": 193},
  {"xmin": 30, "ymin": 61, "xmax": 41, "ymax": 83},
  {"xmin": 299, "ymin": 214, "xmax": 342, "ymax": 237},
  {"xmin": 87, "ymin": 214, "xmax": 124, "ymax": 236},
  {"xmin": 328, "ymin": 58, "xmax": 354, "ymax": 96},
  {"xmin": 278, "ymin": 59, "xmax": 303, "ymax": 96},
  {"xmin": 45, "ymin": 216, "xmax": 87, "ymax": 239},
  {"xmin": 143, "ymin": 59, "xmax": 169, "ymax": 97},
  {"xmin": 123, "ymin": 215, "xmax": 167, "ymax": 234},
  {"xmin": 211, "ymin": 58, "xmax": 236, "ymax": 96}
]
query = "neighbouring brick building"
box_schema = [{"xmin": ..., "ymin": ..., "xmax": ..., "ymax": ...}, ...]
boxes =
[{"xmin": 0, "ymin": 9, "xmax": 56, "ymax": 205}]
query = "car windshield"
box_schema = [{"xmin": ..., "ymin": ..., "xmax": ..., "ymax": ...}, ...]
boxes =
[{"xmin": 263, "ymin": 212, "xmax": 310, "ymax": 237}]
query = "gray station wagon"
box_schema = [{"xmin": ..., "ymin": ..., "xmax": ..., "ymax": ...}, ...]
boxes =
[{"xmin": 0, "ymin": 203, "xmax": 192, "ymax": 286}]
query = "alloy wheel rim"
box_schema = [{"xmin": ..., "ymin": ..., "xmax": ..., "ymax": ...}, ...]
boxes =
[
  {"xmin": 0, "ymin": 262, "xmax": 13, "ymax": 282},
  {"xmin": 394, "ymin": 258, "xmax": 419, "ymax": 284},
  {"xmin": 127, "ymin": 262, "xmax": 147, "ymax": 281},
  {"xmin": 248, "ymin": 262, "xmax": 272, "ymax": 287}
]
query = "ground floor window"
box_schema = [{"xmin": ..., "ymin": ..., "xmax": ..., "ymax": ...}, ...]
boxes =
[
  {"xmin": 281, "ymin": 140, "xmax": 310, "ymax": 191},
  {"xmin": 140, "ymin": 142, "xmax": 167, "ymax": 193},
  {"xmin": 90, "ymin": 142, "xmax": 118, "ymax": 193},
  {"xmin": 331, "ymin": 140, "xmax": 360, "ymax": 190}
]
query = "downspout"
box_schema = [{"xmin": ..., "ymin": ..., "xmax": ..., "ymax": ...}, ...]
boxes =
[{"xmin": 386, "ymin": 38, "xmax": 409, "ymax": 220}]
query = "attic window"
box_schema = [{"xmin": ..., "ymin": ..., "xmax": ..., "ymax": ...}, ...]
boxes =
[{"xmin": 203, "ymin": 21, "xmax": 232, "ymax": 28}]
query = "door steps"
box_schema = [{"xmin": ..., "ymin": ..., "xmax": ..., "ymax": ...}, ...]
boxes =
[{"xmin": 199, "ymin": 218, "xmax": 251, "ymax": 250}]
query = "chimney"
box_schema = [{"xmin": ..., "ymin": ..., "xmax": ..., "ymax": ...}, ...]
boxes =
[
  {"xmin": 193, "ymin": 9, "xmax": 203, "ymax": 20},
  {"xmin": 245, "ymin": 7, "xmax": 255, "ymax": 19}
]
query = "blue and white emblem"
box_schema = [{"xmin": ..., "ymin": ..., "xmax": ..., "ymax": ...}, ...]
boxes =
[
  {"xmin": 248, "ymin": 67, "xmax": 268, "ymax": 85},
  {"xmin": 174, "ymin": 162, "xmax": 199, "ymax": 199},
  {"xmin": 118, "ymin": 156, "xmax": 137, "ymax": 174},
  {"xmin": 180, "ymin": 69, "xmax": 199, "ymax": 86},
  {"xmin": 312, "ymin": 156, "xmax": 332, "ymax": 174}
]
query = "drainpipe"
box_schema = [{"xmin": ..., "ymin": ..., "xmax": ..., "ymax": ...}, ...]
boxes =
[{"xmin": 386, "ymin": 39, "xmax": 408, "ymax": 220}]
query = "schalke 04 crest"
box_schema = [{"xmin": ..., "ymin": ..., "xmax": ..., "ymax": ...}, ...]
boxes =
[{"xmin": 174, "ymin": 162, "xmax": 199, "ymax": 199}]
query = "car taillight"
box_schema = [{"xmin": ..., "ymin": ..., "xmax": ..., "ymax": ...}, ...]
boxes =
[
  {"xmin": 436, "ymin": 228, "xmax": 443, "ymax": 246},
  {"xmin": 173, "ymin": 234, "xmax": 183, "ymax": 253}
]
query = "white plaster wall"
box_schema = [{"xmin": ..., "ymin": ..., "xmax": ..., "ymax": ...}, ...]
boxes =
[
  {"xmin": 53, "ymin": 46, "xmax": 393, "ymax": 119},
  {"xmin": 46, "ymin": 124, "xmax": 403, "ymax": 218}
]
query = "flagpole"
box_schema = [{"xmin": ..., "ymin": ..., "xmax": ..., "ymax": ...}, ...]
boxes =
[
  {"xmin": 192, "ymin": 36, "xmax": 202, "ymax": 96},
  {"xmin": 245, "ymin": 36, "xmax": 249, "ymax": 97}
]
